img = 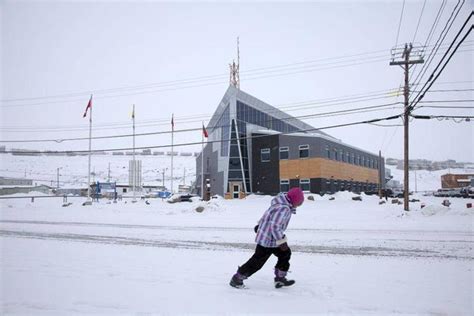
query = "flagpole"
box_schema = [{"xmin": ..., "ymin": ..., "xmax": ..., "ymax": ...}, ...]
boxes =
[
  {"xmin": 132, "ymin": 104, "xmax": 136, "ymax": 203},
  {"xmin": 171, "ymin": 114, "xmax": 174, "ymax": 193},
  {"xmin": 87, "ymin": 95, "xmax": 92, "ymax": 202},
  {"xmin": 201, "ymin": 121, "xmax": 205, "ymax": 200}
]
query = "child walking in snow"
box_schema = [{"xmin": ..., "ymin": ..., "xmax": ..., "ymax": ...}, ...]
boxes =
[{"xmin": 229, "ymin": 187, "xmax": 305, "ymax": 289}]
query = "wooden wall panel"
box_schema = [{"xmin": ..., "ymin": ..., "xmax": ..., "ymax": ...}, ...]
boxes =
[{"xmin": 280, "ymin": 158, "xmax": 379, "ymax": 183}]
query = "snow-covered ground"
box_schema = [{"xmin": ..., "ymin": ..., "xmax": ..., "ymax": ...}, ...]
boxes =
[
  {"xmin": 1, "ymin": 191, "xmax": 473, "ymax": 315},
  {"xmin": 1, "ymin": 154, "xmax": 473, "ymax": 314}
]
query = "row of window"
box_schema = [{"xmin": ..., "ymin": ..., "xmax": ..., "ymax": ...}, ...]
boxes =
[
  {"xmin": 280, "ymin": 179, "xmax": 378, "ymax": 193},
  {"xmin": 260, "ymin": 145, "xmax": 378, "ymax": 170},
  {"xmin": 325, "ymin": 146, "xmax": 378, "ymax": 169},
  {"xmin": 280, "ymin": 179, "xmax": 310, "ymax": 192},
  {"xmin": 261, "ymin": 145, "xmax": 309, "ymax": 162},
  {"xmin": 236, "ymin": 101, "xmax": 299, "ymax": 134}
]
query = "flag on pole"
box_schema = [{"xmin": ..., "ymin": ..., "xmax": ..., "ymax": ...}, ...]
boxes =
[
  {"xmin": 202, "ymin": 123, "xmax": 208, "ymax": 138},
  {"xmin": 131, "ymin": 104, "xmax": 135, "ymax": 119},
  {"xmin": 171, "ymin": 114, "xmax": 174, "ymax": 131},
  {"xmin": 83, "ymin": 95, "xmax": 92, "ymax": 118}
]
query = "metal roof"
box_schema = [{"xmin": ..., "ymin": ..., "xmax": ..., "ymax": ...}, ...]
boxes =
[{"xmin": 207, "ymin": 85, "xmax": 337, "ymax": 140}]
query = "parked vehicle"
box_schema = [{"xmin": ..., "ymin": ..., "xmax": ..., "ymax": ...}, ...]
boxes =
[
  {"xmin": 167, "ymin": 193, "xmax": 197, "ymax": 203},
  {"xmin": 434, "ymin": 188, "xmax": 464, "ymax": 198},
  {"xmin": 460, "ymin": 186, "xmax": 474, "ymax": 198},
  {"xmin": 384, "ymin": 188, "xmax": 404, "ymax": 198}
]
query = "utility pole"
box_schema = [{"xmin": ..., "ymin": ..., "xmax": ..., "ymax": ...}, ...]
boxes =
[
  {"xmin": 161, "ymin": 169, "xmax": 166, "ymax": 190},
  {"xmin": 133, "ymin": 104, "xmax": 136, "ymax": 202},
  {"xmin": 390, "ymin": 43, "xmax": 424, "ymax": 211},
  {"xmin": 56, "ymin": 167, "xmax": 61, "ymax": 189},
  {"xmin": 414, "ymin": 169, "xmax": 418, "ymax": 193},
  {"xmin": 378, "ymin": 150, "xmax": 382, "ymax": 199},
  {"xmin": 107, "ymin": 163, "xmax": 111, "ymax": 182}
]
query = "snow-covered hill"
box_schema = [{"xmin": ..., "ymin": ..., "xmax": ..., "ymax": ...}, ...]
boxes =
[
  {"xmin": 1, "ymin": 153, "xmax": 473, "ymax": 192},
  {"xmin": 0, "ymin": 153, "xmax": 197, "ymax": 191}
]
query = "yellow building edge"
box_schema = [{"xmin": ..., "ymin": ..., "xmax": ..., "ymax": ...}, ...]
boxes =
[{"xmin": 280, "ymin": 158, "xmax": 379, "ymax": 183}]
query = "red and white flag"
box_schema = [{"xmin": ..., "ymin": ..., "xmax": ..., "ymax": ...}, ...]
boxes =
[
  {"xmin": 83, "ymin": 95, "xmax": 92, "ymax": 118},
  {"xmin": 202, "ymin": 123, "xmax": 208, "ymax": 138}
]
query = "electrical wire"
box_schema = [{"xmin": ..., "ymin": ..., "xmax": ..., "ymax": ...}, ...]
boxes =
[
  {"xmin": 0, "ymin": 102, "xmax": 403, "ymax": 143},
  {"xmin": 0, "ymin": 88, "xmax": 403, "ymax": 133},
  {"xmin": 411, "ymin": 22, "xmax": 473, "ymax": 110},
  {"xmin": 410, "ymin": 1, "xmax": 465, "ymax": 96},
  {"xmin": 2, "ymin": 41, "xmax": 471, "ymax": 108},
  {"xmin": 409, "ymin": 0, "xmax": 448, "ymax": 88},
  {"xmin": 395, "ymin": 0, "xmax": 406, "ymax": 48},
  {"xmin": 0, "ymin": 113, "xmax": 404, "ymax": 154},
  {"xmin": 412, "ymin": 0, "xmax": 427, "ymax": 43}
]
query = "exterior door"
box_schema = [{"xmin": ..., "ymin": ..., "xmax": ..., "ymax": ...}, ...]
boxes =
[{"xmin": 233, "ymin": 184, "xmax": 240, "ymax": 199}]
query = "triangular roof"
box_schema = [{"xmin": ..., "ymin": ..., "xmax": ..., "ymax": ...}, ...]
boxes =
[{"xmin": 208, "ymin": 85, "xmax": 336, "ymax": 139}]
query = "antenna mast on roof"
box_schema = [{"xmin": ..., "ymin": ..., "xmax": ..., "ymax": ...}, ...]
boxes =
[{"xmin": 229, "ymin": 36, "xmax": 240, "ymax": 89}]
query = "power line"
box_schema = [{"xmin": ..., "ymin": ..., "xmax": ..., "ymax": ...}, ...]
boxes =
[
  {"xmin": 1, "ymin": 51, "xmax": 392, "ymax": 105},
  {"xmin": 395, "ymin": 0, "xmax": 406, "ymax": 48},
  {"xmin": 411, "ymin": 114, "xmax": 473, "ymax": 119},
  {"xmin": 412, "ymin": 88, "xmax": 474, "ymax": 93},
  {"xmin": 409, "ymin": 0, "xmax": 448, "ymax": 88},
  {"xmin": 411, "ymin": 21, "xmax": 473, "ymax": 110},
  {"xmin": 412, "ymin": 0, "xmax": 427, "ymax": 43},
  {"xmin": 410, "ymin": 0, "xmax": 465, "ymax": 94},
  {"xmin": 0, "ymin": 88, "xmax": 403, "ymax": 132},
  {"xmin": 1, "ymin": 113, "xmax": 404, "ymax": 154},
  {"xmin": 2, "ymin": 41, "xmax": 471, "ymax": 108},
  {"xmin": 418, "ymin": 99, "xmax": 474, "ymax": 103},
  {"xmin": 417, "ymin": 105, "xmax": 474, "ymax": 109},
  {"xmin": 0, "ymin": 102, "xmax": 402, "ymax": 143},
  {"xmin": 412, "ymin": 1, "xmax": 467, "ymax": 93}
]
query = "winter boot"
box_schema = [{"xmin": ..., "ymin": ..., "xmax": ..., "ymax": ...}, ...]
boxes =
[
  {"xmin": 274, "ymin": 268, "xmax": 295, "ymax": 288},
  {"xmin": 229, "ymin": 271, "xmax": 247, "ymax": 289}
]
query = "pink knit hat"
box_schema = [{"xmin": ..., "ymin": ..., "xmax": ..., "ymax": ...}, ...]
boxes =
[{"xmin": 287, "ymin": 187, "xmax": 304, "ymax": 207}]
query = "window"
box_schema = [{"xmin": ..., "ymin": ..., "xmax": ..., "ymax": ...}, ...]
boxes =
[
  {"xmin": 299, "ymin": 145, "xmax": 309, "ymax": 158},
  {"xmin": 375, "ymin": 160, "xmax": 378, "ymax": 169},
  {"xmin": 334, "ymin": 149, "xmax": 338, "ymax": 161},
  {"xmin": 346, "ymin": 152, "xmax": 350, "ymax": 163},
  {"xmin": 261, "ymin": 148, "xmax": 270, "ymax": 162},
  {"xmin": 361, "ymin": 156, "xmax": 365, "ymax": 167},
  {"xmin": 300, "ymin": 179, "xmax": 310, "ymax": 192},
  {"xmin": 280, "ymin": 180, "xmax": 289, "ymax": 192},
  {"xmin": 356, "ymin": 155, "xmax": 360, "ymax": 165},
  {"xmin": 229, "ymin": 158, "xmax": 241, "ymax": 169},
  {"xmin": 326, "ymin": 146, "xmax": 330, "ymax": 159},
  {"xmin": 279, "ymin": 147, "xmax": 289, "ymax": 160},
  {"xmin": 340, "ymin": 150, "xmax": 343, "ymax": 162},
  {"xmin": 351, "ymin": 153, "xmax": 355, "ymax": 164}
]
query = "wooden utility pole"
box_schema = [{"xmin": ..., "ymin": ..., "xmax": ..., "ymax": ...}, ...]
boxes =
[
  {"xmin": 390, "ymin": 43, "xmax": 424, "ymax": 211},
  {"xmin": 378, "ymin": 150, "xmax": 382, "ymax": 199}
]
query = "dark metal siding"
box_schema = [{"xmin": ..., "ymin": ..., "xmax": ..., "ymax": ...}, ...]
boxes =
[{"xmin": 251, "ymin": 134, "xmax": 280, "ymax": 195}]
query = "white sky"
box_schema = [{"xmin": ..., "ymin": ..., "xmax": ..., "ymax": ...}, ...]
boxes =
[{"xmin": 1, "ymin": 0, "xmax": 473, "ymax": 162}]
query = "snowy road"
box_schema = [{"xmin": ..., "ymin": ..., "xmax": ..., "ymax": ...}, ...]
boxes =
[
  {"xmin": 2, "ymin": 194, "xmax": 473, "ymax": 315},
  {"xmin": 2, "ymin": 219, "xmax": 473, "ymax": 260}
]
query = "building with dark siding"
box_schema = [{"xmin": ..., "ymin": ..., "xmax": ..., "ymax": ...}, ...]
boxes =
[{"xmin": 196, "ymin": 85, "xmax": 384, "ymax": 198}]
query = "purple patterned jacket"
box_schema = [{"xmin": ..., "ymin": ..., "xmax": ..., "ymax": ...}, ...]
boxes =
[{"xmin": 255, "ymin": 193, "xmax": 296, "ymax": 248}]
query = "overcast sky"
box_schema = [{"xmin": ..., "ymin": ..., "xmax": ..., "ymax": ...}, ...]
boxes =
[{"xmin": 1, "ymin": 0, "xmax": 472, "ymax": 162}]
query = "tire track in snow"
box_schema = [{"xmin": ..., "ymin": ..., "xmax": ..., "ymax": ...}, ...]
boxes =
[{"xmin": 1, "ymin": 229, "xmax": 472, "ymax": 260}]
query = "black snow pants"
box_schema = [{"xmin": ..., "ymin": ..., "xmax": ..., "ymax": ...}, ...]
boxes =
[{"xmin": 237, "ymin": 244, "xmax": 291, "ymax": 277}]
